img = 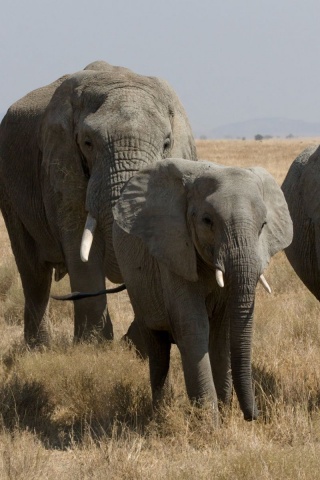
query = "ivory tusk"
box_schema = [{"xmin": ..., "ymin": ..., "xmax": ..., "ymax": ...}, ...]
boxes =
[
  {"xmin": 215, "ymin": 269, "xmax": 224, "ymax": 288},
  {"xmin": 80, "ymin": 214, "xmax": 97, "ymax": 262},
  {"xmin": 259, "ymin": 274, "xmax": 271, "ymax": 294}
]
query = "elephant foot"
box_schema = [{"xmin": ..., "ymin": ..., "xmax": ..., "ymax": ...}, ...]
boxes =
[
  {"xmin": 74, "ymin": 308, "xmax": 114, "ymax": 343},
  {"xmin": 24, "ymin": 318, "xmax": 53, "ymax": 349}
]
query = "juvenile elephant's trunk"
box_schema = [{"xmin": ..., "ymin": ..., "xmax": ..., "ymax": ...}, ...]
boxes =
[
  {"xmin": 229, "ymin": 287, "xmax": 258, "ymax": 420},
  {"xmin": 226, "ymin": 256, "xmax": 259, "ymax": 421}
]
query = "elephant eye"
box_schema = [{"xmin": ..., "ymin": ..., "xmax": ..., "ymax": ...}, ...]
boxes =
[
  {"xmin": 202, "ymin": 214, "xmax": 213, "ymax": 227},
  {"xmin": 84, "ymin": 139, "xmax": 93, "ymax": 149},
  {"xmin": 163, "ymin": 135, "xmax": 171, "ymax": 152},
  {"xmin": 259, "ymin": 221, "xmax": 267, "ymax": 235}
]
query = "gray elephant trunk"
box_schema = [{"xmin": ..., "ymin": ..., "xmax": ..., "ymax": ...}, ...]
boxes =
[
  {"xmin": 86, "ymin": 137, "xmax": 161, "ymax": 219},
  {"xmin": 229, "ymin": 286, "xmax": 258, "ymax": 420},
  {"xmin": 83, "ymin": 137, "xmax": 161, "ymax": 279},
  {"xmin": 224, "ymin": 247, "xmax": 259, "ymax": 421}
]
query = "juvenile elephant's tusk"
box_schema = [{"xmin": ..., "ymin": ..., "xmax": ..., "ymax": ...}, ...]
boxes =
[
  {"xmin": 80, "ymin": 214, "xmax": 97, "ymax": 262},
  {"xmin": 215, "ymin": 269, "xmax": 224, "ymax": 288},
  {"xmin": 259, "ymin": 274, "xmax": 271, "ymax": 294}
]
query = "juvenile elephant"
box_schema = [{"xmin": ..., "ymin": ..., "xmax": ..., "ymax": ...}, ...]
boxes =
[
  {"xmin": 282, "ymin": 145, "xmax": 320, "ymax": 299},
  {"xmin": 110, "ymin": 158, "xmax": 293, "ymax": 421},
  {"xmin": 0, "ymin": 61, "xmax": 196, "ymax": 346}
]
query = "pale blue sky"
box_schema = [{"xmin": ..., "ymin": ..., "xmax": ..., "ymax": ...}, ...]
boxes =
[{"xmin": 1, "ymin": 0, "xmax": 319, "ymax": 136}]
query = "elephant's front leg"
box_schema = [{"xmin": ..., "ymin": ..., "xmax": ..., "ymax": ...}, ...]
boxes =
[
  {"xmin": 178, "ymin": 332, "xmax": 220, "ymax": 426},
  {"xmin": 147, "ymin": 330, "xmax": 172, "ymax": 408},
  {"xmin": 65, "ymin": 250, "xmax": 113, "ymax": 342},
  {"xmin": 209, "ymin": 310, "xmax": 233, "ymax": 408},
  {"xmin": 178, "ymin": 334, "xmax": 218, "ymax": 407},
  {"xmin": 72, "ymin": 290, "xmax": 112, "ymax": 341},
  {"xmin": 161, "ymin": 269, "xmax": 219, "ymax": 418}
]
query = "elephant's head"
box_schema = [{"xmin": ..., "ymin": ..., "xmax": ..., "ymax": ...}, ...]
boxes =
[
  {"xmin": 113, "ymin": 158, "xmax": 293, "ymax": 420},
  {"xmin": 39, "ymin": 61, "xmax": 196, "ymax": 268}
]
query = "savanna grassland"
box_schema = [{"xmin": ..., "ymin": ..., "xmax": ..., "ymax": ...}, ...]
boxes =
[{"xmin": 1, "ymin": 138, "xmax": 320, "ymax": 479}]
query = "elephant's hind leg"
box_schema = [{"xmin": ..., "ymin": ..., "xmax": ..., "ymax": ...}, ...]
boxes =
[
  {"xmin": 23, "ymin": 262, "xmax": 53, "ymax": 346},
  {"xmin": 1, "ymin": 205, "xmax": 53, "ymax": 346},
  {"xmin": 148, "ymin": 330, "xmax": 172, "ymax": 409},
  {"xmin": 122, "ymin": 318, "xmax": 148, "ymax": 359}
]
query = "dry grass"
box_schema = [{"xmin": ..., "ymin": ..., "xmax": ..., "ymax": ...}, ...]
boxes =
[
  {"xmin": 196, "ymin": 137, "xmax": 320, "ymax": 185},
  {"xmin": 1, "ymin": 138, "xmax": 320, "ymax": 479}
]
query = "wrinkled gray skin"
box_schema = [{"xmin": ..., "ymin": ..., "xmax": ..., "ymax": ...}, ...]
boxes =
[
  {"xmin": 282, "ymin": 145, "xmax": 320, "ymax": 299},
  {"xmin": 112, "ymin": 158, "xmax": 293, "ymax": 421},
  {"xmin": 0, "ymin": 61, "xmax": 196, "ymax": 346}
]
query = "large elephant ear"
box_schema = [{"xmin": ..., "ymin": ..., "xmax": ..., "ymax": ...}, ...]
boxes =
[
  {"xmin": 40, "ymin": 75, "xmax": 88, "ymax": 220},
  {"xmin": 113, "ymin": 159, "xmax": 199, "ymax": 281},
  {"xmin": 249, "ymin": 167, "xmax": 293, "ymax": 261},
  {"xmin": 156, "ymin": 78, "xmax": 197, "ymax": 161}
]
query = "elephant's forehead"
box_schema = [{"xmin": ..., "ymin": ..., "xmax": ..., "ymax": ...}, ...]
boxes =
[
  {"xmin": 203, "ymin": 167, "xmax": 260, "ymax": 193},
  {"xmin": 72, "ymin": 70, "xmax": 168, "ymax": 103},
  {"xmin": 103, "ymin": 88, "xmax": 167, "ymax": 115},
  {"xmin": 82, "ymin": 96, "xmax": 169, "ymax": 137},
  {"xmin": 199, "ymin": 169, "xmax": 265, "ymax": 214},
  {"xmin": 203, "ymin": 189, "xmax": 267, "ymax": 226},
  {"xmin": 205, "ymin": 186, "xmax": 262, "ymax": 207},
  {"xmin": 74, "ymin": 83, "xmax": 169, "ymax": 127}
]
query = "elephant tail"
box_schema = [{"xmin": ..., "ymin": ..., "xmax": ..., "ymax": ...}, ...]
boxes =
[{"xmin": 51, "ymin": 284, "xmax": 126, "ymax": 301}]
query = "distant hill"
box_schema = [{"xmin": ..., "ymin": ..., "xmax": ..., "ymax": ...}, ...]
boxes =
[{"xmin": 200, "ymin": 117, "xmax": 320, "ymax": 139}]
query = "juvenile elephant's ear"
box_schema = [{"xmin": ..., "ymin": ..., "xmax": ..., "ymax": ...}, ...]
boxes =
[
  {"xmin": 249, "ymin": 167, "xmax": 293, "ymax": 261},
  {"xmin": 113, "ymin": 159, "xmax": 199, "ymax": 281}
]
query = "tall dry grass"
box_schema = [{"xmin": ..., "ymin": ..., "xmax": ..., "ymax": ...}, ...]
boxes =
[{"xmin": 1, "ymin": 138, "xmax": 320, "ymax": 479}]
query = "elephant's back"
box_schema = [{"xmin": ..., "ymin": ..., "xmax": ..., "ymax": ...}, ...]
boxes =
[
  {"xmin": 0, "ymin": 75, "xmax": 69, "ymax": 165},
  {"xmin": 282, "ymin": 145, "xmax": 320, "ymax": 300},
  {"xmin": 2, "ymin": 75, "xmax": 68, "ymax": 126},
  {"xmin": 282, "ymin": 146, "xmax": 318, "ymax": 195},
  {"xmin": 0, "ymin": 75, "xmax": 69, "ymax": 178}
]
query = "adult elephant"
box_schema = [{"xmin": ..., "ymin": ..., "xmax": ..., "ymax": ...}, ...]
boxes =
[
  {"xmin": 282, "ymin": 145, "xmax": 320, "ymax": 298},
  {"xmin": 0, "ymin": 61, "xmax": 196, "ymax": 346},
  {"xmin": 61, "ymin": 159, "xmax": 292, "ymax": 420}
]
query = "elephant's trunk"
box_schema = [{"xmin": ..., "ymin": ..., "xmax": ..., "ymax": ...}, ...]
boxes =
[
  {"xmin": 225, "ymin": 250, "xmax": 259, "ymax": 421},
  {"xmin": 89, "ymin": 136, "xmax": 159, "ymax": 212},
  {"xmin": 229, "ymin": 286, "xmax": 258, "ymax": 420},
  {"xmin": 80, "ymin": 137, "xmax": 160, "ymax": 273}
]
